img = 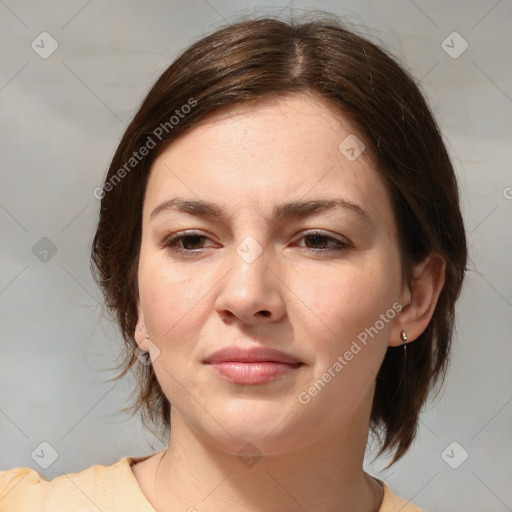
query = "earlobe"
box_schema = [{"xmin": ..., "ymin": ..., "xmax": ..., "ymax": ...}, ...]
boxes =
[
  {"xmin": 134, "ymin": 302, "xmax": 149, "ymax": 352},
  {"xmin": 389, "ymin": 253, "xmax": 446, "ymax": 347}
]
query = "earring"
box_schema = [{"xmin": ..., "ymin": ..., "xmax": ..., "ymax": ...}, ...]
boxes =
[{"xmin": 400, "ymin": 330, "xmax": 408, "ymax": 359}]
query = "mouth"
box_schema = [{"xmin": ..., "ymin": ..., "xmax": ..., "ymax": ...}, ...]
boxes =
[{"xmin": 203, "ymin": 346, "xmax": 304, "ymax": 385}]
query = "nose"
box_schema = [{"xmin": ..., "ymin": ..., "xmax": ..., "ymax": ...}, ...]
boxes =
[{"xmin": 214, "ymin": 237, "xmax": 286, "ymax": 326}]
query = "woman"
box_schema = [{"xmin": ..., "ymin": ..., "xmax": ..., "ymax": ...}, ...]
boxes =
[{"xmin": 0, "ymin": 12, "xmax": 467, "ymax": 512}]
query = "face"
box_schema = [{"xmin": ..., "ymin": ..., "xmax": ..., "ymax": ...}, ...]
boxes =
[{"xmin": 135, "ymin": 93, "xmax": 406, "ymax": 456}]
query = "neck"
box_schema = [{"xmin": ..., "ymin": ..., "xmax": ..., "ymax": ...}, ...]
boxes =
[{"xmin": 150, "ymin": 388, "xmax": 383, "ymax": 512}]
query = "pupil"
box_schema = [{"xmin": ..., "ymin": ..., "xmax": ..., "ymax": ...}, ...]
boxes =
[
  {"xmin": 309, "ymin": 234, "xmax": 324, "ymax": 247},
  {"xmin": 185, "ymin": 235, "xmax": 202, "ymax": 249}
]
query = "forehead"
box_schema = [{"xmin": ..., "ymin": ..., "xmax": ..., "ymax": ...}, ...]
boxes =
[{"xmin": 143, "ymin": 94, "xmax": 394, "ymax": 229}]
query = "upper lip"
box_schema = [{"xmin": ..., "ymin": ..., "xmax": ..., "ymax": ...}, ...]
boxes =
[{"xmin": 204, "ymin": 346, "xmax": 301, "ymax": 365}]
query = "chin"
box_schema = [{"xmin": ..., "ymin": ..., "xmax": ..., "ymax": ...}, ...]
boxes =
[{"xmin": 188, "ymin": 400, "xmax": 320, "ymax": 457}]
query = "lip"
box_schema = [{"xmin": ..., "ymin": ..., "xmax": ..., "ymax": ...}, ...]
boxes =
[
  {"xmin": 204, "ymin": 346, "xmax": 301, "ymax": 365},
  {"xmin": 204, "ymin": 346, "xmax": 303, "ymax": 385}
]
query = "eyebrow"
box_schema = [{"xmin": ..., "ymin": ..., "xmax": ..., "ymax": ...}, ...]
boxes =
[{"xmin": 149, "ymin": 197, "xmax": 371, "ymax": 224}]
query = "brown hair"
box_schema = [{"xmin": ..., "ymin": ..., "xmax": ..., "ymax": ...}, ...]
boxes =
[{"xmin": 91, "ymin": 11, "xmax": 467, "ymax": 466}]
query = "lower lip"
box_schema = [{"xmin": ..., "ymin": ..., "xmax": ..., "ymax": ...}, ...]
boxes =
[{"xmin": 206, "ymin": 361, "xmax": 302, "ymax": 385}]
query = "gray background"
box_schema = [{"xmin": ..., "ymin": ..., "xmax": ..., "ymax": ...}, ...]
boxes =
[{"xmin": 1, "ymin": 1, "xmax": 511, "ymax": 511}]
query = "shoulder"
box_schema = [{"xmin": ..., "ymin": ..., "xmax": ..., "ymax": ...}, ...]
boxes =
[
  {"xmin": 378, "ymin": 479, "xmax": 424, "ymax": 512},
  {"xmin": 0, "ymin": 465, "xmax": 48, "ymax": 510},
  {"xmin": 0, "ymin": 455, "xmax": 156, "ymax": 512}
]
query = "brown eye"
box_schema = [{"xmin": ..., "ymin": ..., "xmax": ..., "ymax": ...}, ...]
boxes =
[
  {"xmin": 161, "ymin": 231, "xmax": 215, "ymax": 254},
  {"xmin": 296, "ymin": 231, "xmax": 351, "ymax": 252}
]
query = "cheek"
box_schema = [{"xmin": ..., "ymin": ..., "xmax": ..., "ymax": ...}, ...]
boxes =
[
  {"xmin": 294, "ymin": 256, "xmax": 400, "ymax": 367},
  {"xmin": 138, "ymin": 253, "xmax": 199, "ymax": 341},
  {"xmin": 292, "ymin": 267, "xmax": 398, "ymax": 421},
  {"xmin": 138, "ymin": 251, "xmax": 225, "ymax": 381},
  {"xmin": 140, "ymin": 245, "xmax": 197, "ymax": 300},
  {"xmin": 300, "ymin": 257, "xmax": 399, "ymax": 328},
  {"xmin": 138, "ymin": 258, "xmax": 207, "ymax": 401}
]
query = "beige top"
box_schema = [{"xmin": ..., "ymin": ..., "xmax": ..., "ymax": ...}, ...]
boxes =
[{"xmin": 0, "ymin": 454, "xmax": 423, "ymax": 511}]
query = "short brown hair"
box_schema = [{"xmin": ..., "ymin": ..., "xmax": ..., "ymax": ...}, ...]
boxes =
[{"xmin": 91, "ymin": 12, "xmax": 468, "ymax": 466}]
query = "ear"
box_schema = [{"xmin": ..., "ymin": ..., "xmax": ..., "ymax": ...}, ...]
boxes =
[
  {"xmin": 389, "ymin": 252, "xmax": 446, "ymax": 347},
  {"xmin": 134, "ymin": 300, "xmax": 149, "ymax": 352}
]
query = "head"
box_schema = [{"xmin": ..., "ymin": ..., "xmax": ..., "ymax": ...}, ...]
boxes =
[{"xmin": 91, "ymin": 13, "xmax": 467, "ymax": 466}]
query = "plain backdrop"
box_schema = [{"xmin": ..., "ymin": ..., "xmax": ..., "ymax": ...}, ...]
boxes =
[{"xmin": 1, "ymin": 1, "xmax": 511, "ymax": 511}]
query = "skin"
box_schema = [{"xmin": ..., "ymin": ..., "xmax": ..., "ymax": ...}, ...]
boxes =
[{"xmin": 130, "ymin": 93, "xmax": 446, "ymax": 512}]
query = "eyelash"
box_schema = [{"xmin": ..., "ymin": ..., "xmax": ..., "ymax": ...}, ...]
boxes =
[{"xmin": 160, "ymin": 230, "xmax": 351, "ymax": 256}]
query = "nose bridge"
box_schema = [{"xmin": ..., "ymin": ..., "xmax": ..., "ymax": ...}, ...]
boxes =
[
  {"xmin": 216, "ymin": 233, "xmax": 285, "ymax": 322},
  {"xmin": 227, "ymin": 205, "xmax": 271, "ymax": 273},
  {"xmin": 235, "ymin": 234, "xmax": 266, "ymax": 267},
  {"xmin": 230, "ymin": 234, "xmax": 272, "ymax": 294}
]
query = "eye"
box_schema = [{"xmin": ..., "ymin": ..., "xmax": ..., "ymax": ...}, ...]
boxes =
[
  {"xmin": 295, "ymin": 231, "xmax": 351, "ymax": 252},
  {"xmin": 161, "ymin": 231, "xmax": 215, "ymax": 254},
  {"xmin": 160, "ymin": 230, "xmax": 351, "ymax": 257}
]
